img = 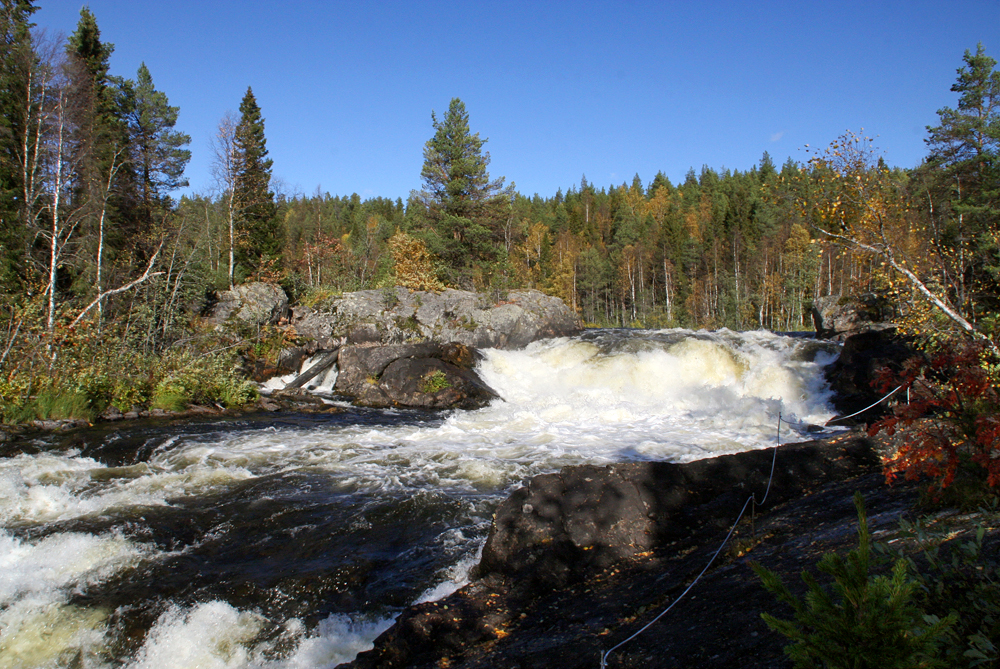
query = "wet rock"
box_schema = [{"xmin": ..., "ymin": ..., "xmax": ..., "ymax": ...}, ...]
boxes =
[{"xmin": 334, "ymin": 343, "xmax": 499, "ymax": 410}]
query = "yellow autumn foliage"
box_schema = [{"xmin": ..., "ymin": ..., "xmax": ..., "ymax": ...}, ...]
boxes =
[{"xmin": 389, "ymin": 231, "xmax": 445, "ymax": 292}]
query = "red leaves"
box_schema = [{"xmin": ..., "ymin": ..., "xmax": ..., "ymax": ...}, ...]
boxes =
[{"xmin": 869, "ymin": 340, "xmax": 999, "ymax": 493}]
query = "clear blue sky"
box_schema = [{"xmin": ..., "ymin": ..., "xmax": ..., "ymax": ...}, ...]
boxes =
[{"xmin": 33, "ymin": 1, "xmax": 1000, "ymax": 201}]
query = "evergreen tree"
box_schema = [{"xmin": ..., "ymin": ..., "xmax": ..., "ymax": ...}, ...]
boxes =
[
  {"xmin": 125, "ymin": 63, "xmax": 191, "ymax": 219},
  {"xmin": 66, "ymin": 6, "xmax": 136, "ymax": 295},
  {"xmin": 234, "ymin": 86, "xmax": 280, "ymax": 275},
  {"xmin": 0, "ymin": 0, "xmax": 37, "ymax": 290},
  {"xmin": 66, "ymin": 6, "xmax": 127, "ymax": 194},
  {"xmin": 922, "ymin": 43, "xmax": 1000, "ymax": 315},
  {"xmin": 413, "ymin": 97, "xmax": 509, "ymax": 288}
]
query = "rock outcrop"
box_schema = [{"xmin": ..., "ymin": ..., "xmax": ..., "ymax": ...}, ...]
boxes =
[
  {"xmin": 293, "ymin": 287, "xmax": 582, "ymax": 350},
  {"xmin": 333, "ymin": 342, "xmax": 499, "ymax": 410},
  {"xmin": 811, "ymin": 293, "xmax": 896, "ymax": 340},
  {"xmin": 205, "ymin": 283, "xmax": 579, "ymax": 410},
  {"xmin": 343, "ymin": 433, "xmax": 896, "ymax": 669},
  {"xmin": 204, "ymin": 282, "xmax": 289, "ymax": 326},
  {"xmin": 823, "ymin": 329, "xmax": 918, "ymax": 423}
]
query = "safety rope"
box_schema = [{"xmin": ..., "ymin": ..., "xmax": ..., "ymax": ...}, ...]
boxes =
[
  {"xmin": 824, "ymin": 384, "xmax": 904, "ymax": 424},
  {"xmin": 597, "ymin": 383, "xmax": 904, "ymax": 667},
  {"xmin": 598, "ymin": 414, "xmax": 782, "ymax": 668}
]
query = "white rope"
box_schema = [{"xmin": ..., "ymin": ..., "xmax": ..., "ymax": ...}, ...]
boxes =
[
  {"xmin": 598, "ymin": 413, "xmax": 782, "ymax": 668},
  {"xmin": 824, "ymin": 384, "xmax": 904, "ymax": 424}
]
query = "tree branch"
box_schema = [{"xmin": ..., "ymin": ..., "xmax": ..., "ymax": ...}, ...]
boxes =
[{"xmin": 71, "ymin": 243, "xmax": 165, "ymax": 327}]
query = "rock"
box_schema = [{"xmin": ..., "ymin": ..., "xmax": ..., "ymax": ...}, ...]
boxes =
[
  {"xmin": 305, "ymin": 288, "xmax": 581, "ymax": 350},
  {"xmin": 204, "ymin": 282, "xmax": 289, "ymax": 326},
  {"xmin": 476, "ymin": 435, "xmax": 879, "ymax": 589},
  {"xmin": 334, "ymin": 342, "xmax": 499, "ymax": 410},
  {"xmin": 824, "ymin": 329, "xmax": 918, "ymax": 423},
  {"xmin": 812, "ymin": 293, "xmax": 896, "ymax": 340},
  {"xmin": 343, "ymin": 433, "xmax": 892, "ymax": 669},
  {"xmin": 288, "ymin": 304, "xmax": 335, "ymax": 349}
]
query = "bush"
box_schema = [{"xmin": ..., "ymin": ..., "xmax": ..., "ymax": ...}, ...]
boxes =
[
  {"xmin": 885, "ymin": 505, "xmax": 1000, "ymax": 668},
  {"xmin": 752, "ymin": 492, "xmax": 955, "ymax": 668},
  {"xmin": 0, "ymin": 305, "xmax": 259, "ymax": 423},
  {"xmin": 869, "ymin": 340, "xmax": 1000, "ymax": 496}
]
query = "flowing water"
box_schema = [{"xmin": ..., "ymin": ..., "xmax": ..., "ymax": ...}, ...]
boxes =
[{"xmin": 0, "ymin": 329, "xmax": 841, "ymax": 668}]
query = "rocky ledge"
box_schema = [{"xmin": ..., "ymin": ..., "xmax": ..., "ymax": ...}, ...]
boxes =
[
  {"xmin": 207, "ymin": 283, "xmax": 581, "ymax": 410},
  {"xmin": 339, "ymin": 432, "xmax": 975, "ymax": 669},
  {"xmin": 291, "ymin": 287, "xmax": 582, "ymax": 350}
]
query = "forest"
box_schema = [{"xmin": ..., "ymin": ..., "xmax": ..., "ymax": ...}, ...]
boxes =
[{"xmin": 1, "ymin": 1, "xmax": 998, "ymax": 423}]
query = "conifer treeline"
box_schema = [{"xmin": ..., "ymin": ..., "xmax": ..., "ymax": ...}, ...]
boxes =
[
  {"xmin": 3, "ymin": 1, "xmax": 997, "ymax": 345},
  {"xmin": 268, "ymin": 158, "xmax": 854, "ymax": 331}
]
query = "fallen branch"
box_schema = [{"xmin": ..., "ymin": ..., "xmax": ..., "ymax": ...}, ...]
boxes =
[
  {"xmin": 285, "ymin": 346, "xmax": 342, "ymax": 389},
  {"xmin": 71, "ymin": 243, "xmax": 164, "ymax": 328}
]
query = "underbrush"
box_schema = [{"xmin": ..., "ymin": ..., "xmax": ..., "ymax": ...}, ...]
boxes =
[
  {"xmin": 0, "ymin": 303, "xmax": 258, "ymax": 424},
  {"xmin": 754, "ymin": 493, "xmax": 999, "ymax": 668}
]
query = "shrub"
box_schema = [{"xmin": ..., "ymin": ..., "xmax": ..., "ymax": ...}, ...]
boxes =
[
  {"xmin": 752, "ymin": 492, "xmax": 955, "ymax": 668},
  {"xmin": 885, "ymin": 506, "xmax": 1000, "ymax": 668},
  {"xmin": 420, "ymin": 370, "xmax": 452, "ymax": 393},
  {"xmin": 869, "ymin": 340, "xmax": 1000, "ymax": 495}
]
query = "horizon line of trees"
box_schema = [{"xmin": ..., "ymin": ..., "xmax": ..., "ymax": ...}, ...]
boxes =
[{"xmin": 2, "ymin": 1, "xmax": 998, "ymax": 349}]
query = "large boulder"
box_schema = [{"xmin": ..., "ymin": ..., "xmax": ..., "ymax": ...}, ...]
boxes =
[
  {"xmin": 295, "ymin": 288, "xmax": 581, "ymax": 350},
  {"xmin": 344, "ymin": 434, "xmax": 887, "ymax": 669},
  {"xmin": 205, "ymin": 282, "xmax": 289, "ymax": 326},
  {"xmin": 476, "ymin": 436, "xmax": 879, "ymax": 589},
  {"xmin": 812, "ymin": 293, "xmax": 896, "ymax": 340},
  {"xmin": 334, "ymin": 342, "xmax": 499, "ymax": 410},
  {"xmin": 823, "ymin": 329, "xmax": 918, "ymax": 423}
]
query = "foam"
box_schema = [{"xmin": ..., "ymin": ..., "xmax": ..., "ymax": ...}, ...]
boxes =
[{"xmin": 0, "ymin": 530, "xmax": 151, "ymax": 668}]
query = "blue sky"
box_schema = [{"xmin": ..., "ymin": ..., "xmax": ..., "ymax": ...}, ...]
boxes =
[{"xmin": 33, "ymin": 1, "xmax": 1000, "ymax": 201}]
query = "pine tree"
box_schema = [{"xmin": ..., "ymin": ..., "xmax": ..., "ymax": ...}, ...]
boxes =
[
  {"xmin": 922, "ymin": 43, "xmax": 1000, "ymax": 316},
  {"xmin": 126, "ymin": 63, "xmax": 191, "ymax": 219},
  {"xmin": 234, "ymin": 86, "xmax": 280, "ymax": 276},
  {"xmin": 413, "ymin": 97, "xmax": 510, "ymax": 288}
]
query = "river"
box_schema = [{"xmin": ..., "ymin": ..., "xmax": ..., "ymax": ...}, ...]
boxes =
[{"xmin": 0, "ymin": 328, "xmax": 841, "ymax": 668}]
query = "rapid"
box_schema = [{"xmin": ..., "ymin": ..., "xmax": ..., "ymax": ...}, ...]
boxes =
[{"xmin": 0, "ymin": 328, "xmax": 841, "ymax": 668}]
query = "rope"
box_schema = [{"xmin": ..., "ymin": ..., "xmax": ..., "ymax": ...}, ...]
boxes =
[
  {"xmin": 598, "ymin": 413, "xmax": 782, "ymax": 669},
  {"xmin": 598, "ymin": 384, "xmax": 905, "ymax": 666},
  {"xmin": 824, "ymin": 384, "xmax": 904, "ymax": 424}
]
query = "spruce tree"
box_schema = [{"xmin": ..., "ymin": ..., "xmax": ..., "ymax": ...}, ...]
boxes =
[
  {"xmin": 0, "ymin": 0, "xmax": 37, "ymax": 290},
  {"xmin": 234, "ymin": 86, "xmax": 280, "ymax": 276},
  {"xmin": 66, "ymin": 7, "xmax": 137, "ymax": 292}
]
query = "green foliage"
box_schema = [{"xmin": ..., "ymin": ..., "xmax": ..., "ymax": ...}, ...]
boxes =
[
  {"xmin": 885, "ymin": 505, "xmax": 1000, "ymax": 667},
  {"xmin": 752, "ymin": 492, "xmax": 955, "ymax": 668},
  {"xmin": 151, "ymin": 352, "xmax": 258, "ymax": 410},
  {"xmin": 420, "ymin": 370, "xmax": 452, "ymax": 394}
]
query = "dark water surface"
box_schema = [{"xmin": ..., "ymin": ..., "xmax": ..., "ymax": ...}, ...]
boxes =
[{"xmin": 0, "ymin": 330, "xmax": 840, "ymax": 668}]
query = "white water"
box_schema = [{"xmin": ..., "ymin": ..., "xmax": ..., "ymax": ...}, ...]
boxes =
[{"xmin": 0, "ymin": 329, "xmax": 840, "ymax": 668}]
